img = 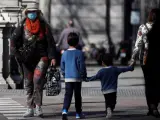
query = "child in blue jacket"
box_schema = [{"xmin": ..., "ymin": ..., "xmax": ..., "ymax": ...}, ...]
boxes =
[
  {"xmin": 61, "ymin": 32, "xmax": 86, "ymax": 120},
  {"xmin": 87, "ymin": 53, "xmax": 134, "ymax": 119}
]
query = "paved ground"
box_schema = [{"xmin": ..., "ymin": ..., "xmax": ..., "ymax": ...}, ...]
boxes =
[
  {"xmin": 0, "ymin": 96, "xmax": 159, "ymax": 120},
  {"xmin": 0, "ymin": 66, "xmax": 159, "ymax": 120}
]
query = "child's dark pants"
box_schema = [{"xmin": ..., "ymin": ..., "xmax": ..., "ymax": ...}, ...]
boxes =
[
  {"xmin": 104, "ymin": 92, "xmax": 117, "ymax": 112},
  {"xmin": 63, "ymin": 82, "xmax": 82, "ymax": 114}
]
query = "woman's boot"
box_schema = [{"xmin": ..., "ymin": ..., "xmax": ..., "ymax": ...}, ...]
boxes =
[
  {"xmin": 35, "ymin": 105, "xmax": 43, "ymax": 117},
  {"xmin": 147, "ymin": 104, "xmax": 160, "ymax": 118},
  {"xmin": 23, "ymin": 107, "xmax": 34, "ymax": 117}
]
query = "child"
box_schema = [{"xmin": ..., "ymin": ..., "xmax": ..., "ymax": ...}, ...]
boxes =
[
  {"xmin": 87, "ymin": 53, "xmax": 134, "ymax": 119},
  {"xmin": 61, "ymin": 32, "xmax": 87, "ymax": 120}
]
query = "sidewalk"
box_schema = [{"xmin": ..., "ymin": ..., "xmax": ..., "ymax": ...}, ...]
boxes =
[
  {"xmin": 0, "ymin": 67, "xmax": 157, "ymax": 120},
  {"xmin": 10, "ymin": 96, "xmax": 159, "ymax": 120},
  {"xmin": 0, "ymin": 88, "xmax": 159, "ymax": 120}
]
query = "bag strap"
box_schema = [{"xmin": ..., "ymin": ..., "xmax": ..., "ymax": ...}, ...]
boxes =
[{"xmin": 144, "ymin": 24, "xmax": 150, "ymax": 32}]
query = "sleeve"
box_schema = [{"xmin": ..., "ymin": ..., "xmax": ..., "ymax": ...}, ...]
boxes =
[
  {"xmin": 131, "ymin": 24, "xmax": 144, "ymax": 60},
  {"xmin": 78, "ymin": 52, "xmax": 87, "ymax": 78},
  {"xmin": 88, "ymin": 70, "xmax": 101, "ymax": 81},
  {"xmin": 116, "ymin": 66, "xmax": 133, "ymax": 74},
  {"xmin": 142, "ymin": 25, "xmax": 149, "ymax": 59},
  {"xmin": 45, "ymin": 24, "xmax": 57, "ymax": 59},
  {"xmin": 10, "ymin": 24, "xmax": 23, "ymax": 57},
  {"xmin": 60, "ymin": 53, "xmax": 65, "ymax": 76}
]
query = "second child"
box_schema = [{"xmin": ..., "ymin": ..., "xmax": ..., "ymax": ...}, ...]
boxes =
[{"xmin": 87, "ymin": 53, "xmax": 134, "ymax": 118}]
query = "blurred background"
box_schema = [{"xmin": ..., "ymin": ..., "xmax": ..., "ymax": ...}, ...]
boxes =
[
  {"xmin": 0, "ymin": 0, "xmax": 160, "ymax": 88},
  {"xmin": 1, "ymin": 0, "xmax": 160, "ymax": 64}
]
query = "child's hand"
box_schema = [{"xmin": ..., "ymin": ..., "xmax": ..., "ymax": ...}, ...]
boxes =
[
  {"xmin": 128, "ymin": 65, "xmax": 134, "ymax": 71},
  {"xmin": 130, "ymin": 66, "xmax": 134, "ymax": 71},
  {"xmin": 83, "ymin": 77, "xmax": 90, "ymax": 82}
]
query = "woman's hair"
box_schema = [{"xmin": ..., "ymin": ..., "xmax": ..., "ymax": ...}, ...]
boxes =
[
  {"xmin": 147, "ymin": 8, "xmax": 160, "ymax": 64},
  {"xmin": 148, "ymin": 9, "xmax": 158, "ymax": 22},
  {"xmin": 67, "ymin": 32, "xmax": 79, "ymax": 47}
]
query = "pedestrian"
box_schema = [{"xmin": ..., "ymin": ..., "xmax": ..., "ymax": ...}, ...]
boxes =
[
  {"xmin": 130, "ymin": 8, "xmax": 160, "ymax": 118},
  {"xmin": 57, "ymin": 20, "xmax": 85, "ymax": 54},
  {"xmin": 10, "ymin": 5, "xmax": 57, "ymax": 117},
  {"xmin": 87, "ymin": 53, "xmax": 133, "ymax": 119},
  {"xmin": 61, "ymin": 32, "xmax": 87, "ymax": 120}
]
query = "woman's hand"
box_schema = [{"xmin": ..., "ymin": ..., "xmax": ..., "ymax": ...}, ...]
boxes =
[
  {"xmin": 143, "ymin": 50, "xmax": 148, "ymax": 65},
  {"xmin": 61, "ymin": 50, "xmax": 64, "ymax": 54},
  {"xmin": 129, "ymin": 59, "xmax": 136, "ymax": 67},
  {"xmin": 51, "ymin": 59, "xmax": 56, "ymax": 66}
]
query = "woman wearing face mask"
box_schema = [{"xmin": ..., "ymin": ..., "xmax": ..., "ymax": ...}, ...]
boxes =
[{"xmin": 10, "ymin": 6, "xmax": 57, "ymax": 117}]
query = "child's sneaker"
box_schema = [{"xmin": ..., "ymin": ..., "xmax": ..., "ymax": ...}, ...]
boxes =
[
  {"xmin": 76, "ymin": 113, "xmax": 85, "ymax": 119},
  {"xmin": 62, "ymin": 109, "xmax": 68, "ymax": 120},
  {"xmin": 62, "ymin": 109, "xmax": 67, "ymax": 114},
  {"xmin": 106, "ymin": 107, "xmax": 112, "ymax": 119}
]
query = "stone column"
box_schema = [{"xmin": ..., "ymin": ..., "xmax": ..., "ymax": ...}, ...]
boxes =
[
  {"xmin": 0, "ymin": 22, "xmax": 8, "ymax": 89},
  {"xmin": 4, "ymin": 23, "xmax": 17, "ymax": 89}
]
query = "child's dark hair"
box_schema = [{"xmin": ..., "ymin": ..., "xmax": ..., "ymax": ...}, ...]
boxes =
[
  {"xmin": 101, "ymin": 53, "xmax": 113, "ymax": 66},
  {"xmin": 67, "ymin": 32, "xmax": 79, "ymax": 47}
]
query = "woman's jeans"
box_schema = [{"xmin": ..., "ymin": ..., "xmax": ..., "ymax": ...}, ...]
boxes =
[{"xmin": 23, "ymin": 57, "xmax": 48, "ymax": 108}]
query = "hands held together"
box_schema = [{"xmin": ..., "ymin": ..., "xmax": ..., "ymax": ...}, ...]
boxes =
[
  {"xmin": 83, "ymin": 77, "xmax": 90, "ymax": 82},
  {"xmin": 129, "ymin": 59, "xmax": 136, "ymax": 71}
]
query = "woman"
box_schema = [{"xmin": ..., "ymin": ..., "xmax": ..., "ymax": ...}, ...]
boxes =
[
  {"xmin": 131, "ymin": 8, "xmax": 160, "ymax": 118},
  {"xmin": 10, "ymin": 7, "xmax": 56, "ymax": 117}
]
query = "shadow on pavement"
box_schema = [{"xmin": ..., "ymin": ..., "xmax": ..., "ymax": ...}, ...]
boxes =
[
  {"xmin": 43, "ymin": 111, "xmax": 106, "ymax": 119},
  {"xmin": 119, "ymin": 77, "xmax": 144, "ymax": 80},
  {"xmin": 43, "ymin": 101, "xmax": 105, "ymax": 106},
  {"xmin": 119, "ymin": 84, "xmax": 144, "ymax": 87},
  {"xmin": 42, "ymin": 106, "xmax": 160, "ymax": 120},
  {"xmin": 42, "ymin": 111, "xmax": 157, "ymax": 120},
  {"xmin": 111, "ymin": 115, "xmax": 157, "ymax": 120},
  {"xmin": 130, "ymin": 84, "xmax": 144, "ymax": 86}
]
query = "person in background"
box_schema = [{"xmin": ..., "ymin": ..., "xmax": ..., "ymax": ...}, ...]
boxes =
[
  {"xmin": 61, "ymin": 32, "xmax": 86, "ymax": 120},
  {"xmin": 130, "ymin": 8, "xmax": 160, "ymax": 118},
  {"xmin": 10, "ymin": 6, "xmax": 56, "ymax": 117},
  {"xmin": 57, "ymin": 20, "xmax": 85, "ymax": 54},
  {"xmin": 87, "ymin": 53, "xmax": 133, "ymax": 119}
]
